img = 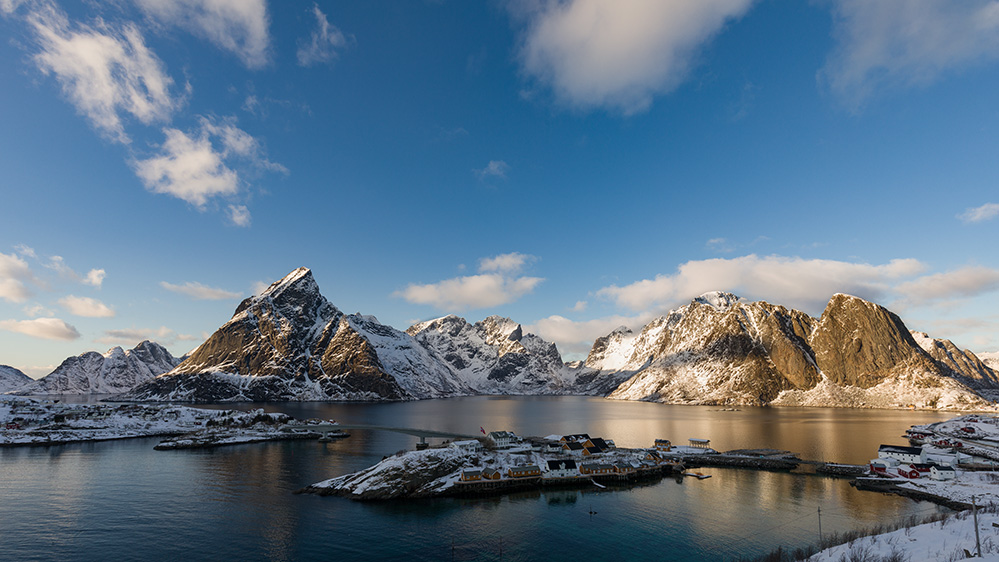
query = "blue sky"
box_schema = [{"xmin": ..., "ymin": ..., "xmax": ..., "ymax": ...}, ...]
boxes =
[{"xmin": 1, "ymin": 0, "xmax": 998, "ymax": 377}]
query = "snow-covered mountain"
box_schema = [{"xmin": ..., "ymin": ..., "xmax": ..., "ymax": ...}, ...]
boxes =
[
  {"xmin": 15, "ymin": 341, "xmax": 180, "ymax": 395},
  {"xmin": 407, "ymin": 314, "xmax": 593, "ymax": 394},
  {"xmin": 122, "ymin": 268, "xmax": 474, "ymax": 402},
  {"xmin": 0, "ymin": 365, "xmax": 32, "ymax": 393},
  {"xmin": 981, "ymin": 352, "xmax": 999, "ymax": 371},
  {"xmin": 598, "ymin": 292, "xmax": 998, "ymax": 409}
]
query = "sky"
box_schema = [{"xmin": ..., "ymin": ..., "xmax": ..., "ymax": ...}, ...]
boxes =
[{"xmin": 1, "ymin": 0, "xmax": 998, "ymax": 378}]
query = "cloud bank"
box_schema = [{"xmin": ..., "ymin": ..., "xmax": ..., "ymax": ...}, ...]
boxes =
[
  {"xmin": 515, "ymin": 0, "xmax": 754, "ymax": 113},
  {"xmin": 0, "ymin": 317, "xmax": 80, "ymax": 340}
]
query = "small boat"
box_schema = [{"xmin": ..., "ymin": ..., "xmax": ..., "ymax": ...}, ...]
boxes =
[
  {"xmin": 591, "ymin": 480, "xmax": 606, "ymax": 489},
  {"xmin": 683, "ymin": 472, "xmax": 711, "ymax": 480}
]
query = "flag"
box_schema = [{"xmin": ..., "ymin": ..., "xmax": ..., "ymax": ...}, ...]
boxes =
[{"xmin": 480, "ymin": 426, "xmax": 486, "ymax": 435}]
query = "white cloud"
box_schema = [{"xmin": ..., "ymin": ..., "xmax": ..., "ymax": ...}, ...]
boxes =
[
  {"xmin": 597, "ymin": 254, "xmax": 926, "ymax": 315},
  {"xmin": 0, "ymin": 317, "xmax": 80, "ymax": 340},
  {"xmin": 0, "ymin": 251, "xmax": 34, "ymax": 303},
  {"xmin": 14, "ymin": 244, "xmax": 36, "ymax": 258},
  {"xmin": 135, "ymin": 0, "xmax": 271, "ymax": 69},
  {"xmin": 528, "ymin": 312, "xmax": 654, "ymax": 357},
  {"xmin": 84, "ymin": 268, "xmax": 106, "ymax": 287},
  {"xmin": 96, "ymin": 326, "xmax": 175, "ymax": 346},
  {"xmin": 227, "ymin": 204, "xmax": 251, "ymax": 227},
  {"xmin": 23, "ymin": 303, "xmax": 54, "ymax": 317},
  {"xmin": 570, "ymin": 300, "xmax": 587, "ymax": 312},
  {"xmin": 250, "ymin": 280, "xmax": 269, "ymax": 295},
  {"xmin": 479, "ymin": 252, "xmax": 535, "ymax": 273},
  {"xmin": 475, "ymin": 160, "xmax": 510, "ymax": 180},
  {"xmin": 297, "ymin": 3, "xmax": 348, "ymax": 67},
  {"xmin": 515, "ymin": 0, "xmax": 754, "ymax": 113},
  {"xmin": 396, "ymin": 274, "xmax": 543, "ymax": 311},
  {"xmin": 25, "ymin": 2, "xmax": 179, "ymax": 143},
  {"xmin": 161, "ymin": 280, "xmax": 241, "ymax": 300},
  {"xmin": 396, "ymin": 252, "xmax": 544, "ymax": 310},
  {"xmin": 58, "ymin": 295, "xmax": 116, "ymax": 318},
  {"xmin": 822, "ymin": 0, "xmax": 999, "ymax": 108},
  {"xmin": 133, "ymin": 117, "xmax": 284, "ymax": 209},
  {"xmin": 895, "ymin": 266, "xmax": 999, "ymax": 305},
  {"xmin": 959, "ymin": 202, "xmax": 999, "ymax": 223}
]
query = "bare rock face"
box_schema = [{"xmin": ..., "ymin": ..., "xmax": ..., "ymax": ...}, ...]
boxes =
[
  {"xmin": 15, "ymin": 341, "xmax": 180, "ymax": 395},
  {"xmin": 809, "ymin": 294, "xmax": 940, "ymax": 389}
]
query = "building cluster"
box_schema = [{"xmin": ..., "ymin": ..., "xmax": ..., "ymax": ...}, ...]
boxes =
[
  {"xmin": 870, "ymin": 444, "xmax": 958, "ymax": 481},
  {"xmin": 454, "ymin": 432, "xmax": 684, "ymax": 485}
]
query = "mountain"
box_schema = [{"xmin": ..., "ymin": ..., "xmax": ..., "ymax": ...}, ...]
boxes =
[
  {"xmin": 980, "ymin": 352, "xmax": 999, "ymax": 372},
  {"xmin": 910, "ymin": 332, "xmax": 999, "ymax": 390},
  {"xmin": 0, "ymin": 365, "xmax": 32, "ymax": 393},
  {"xmin": 599, "ymin": 292, "xmax": 997, "ymax": 409},
  {"xmin": 122, "ymin": 268, "xmax": 473, "ymax": 402},
  {"xmin": 15, "ymin": 341, "xmax": 180, "ymax": 395},
  {"xmin": 407, "ymin": 314, "xmax": 592, "ymax": 394}
]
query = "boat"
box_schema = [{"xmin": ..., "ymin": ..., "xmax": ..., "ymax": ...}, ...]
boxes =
[{"xmin": 683, "ymin": 472, "xmax": 711, "ymax": 480}]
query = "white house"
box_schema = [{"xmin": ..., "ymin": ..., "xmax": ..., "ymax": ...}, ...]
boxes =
[
  {"xmin": 930, "ymin": 465, "xmax": 957, "ymax": 481},
  {"xmin": 488, "ymin": 431, "xmax": 518, "ymax": 449},
  {"xmin": 544, "ymin": 459, "xmax": 579, "ymax": 479},
  {"xmin": 877, "ymin": 444, "xmax": 926, "ymax": 465},
  {"xmin": 450, "ymin": 440, "xmax": 483, "ymax": 455}
]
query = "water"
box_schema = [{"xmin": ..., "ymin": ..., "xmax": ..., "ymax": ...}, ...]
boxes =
[{"xmin": 0, "ymin": 397, "xmax": 953, "ymax": 561}]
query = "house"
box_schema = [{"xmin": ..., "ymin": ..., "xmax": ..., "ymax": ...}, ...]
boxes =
[
  {"xmin": 481, "ymin": 468, "xmax": 502, "ymax": 480},
  {"xmin": 461, "ymin": 470, "xmax": 482, "ymax": 482},
  {"xmin": 582, "ymin": 446, "xmax": 603, "ymax": 456},
  {"xmin": 613, "ymin": 463, "xmax": 638, "ymax": 475},
  {"xmin": 562, "ymin": 442, "xmax": 585, "ymax": 455},
  {"xmin": 910, "ymin": 463, "xmax": 933, "ymax": 474},
  {"xmin": 560, "ymin": 434, "xmax": 591, "ymax": 443},
  {"xmin": 543, "ymin": 442, "xmax": 565, "ymax": 454},
  {"xmin": 488, "ymin": 431, "xmax": 518, "ymax": 449},
  {"xmin": 869, "ymin": 458, "xmax": 900, "ymax": 474},
  {"xmin": 450, "ymin": 440, "xmax": 483, "ymax": 455},
  {"xmin": 588, "ymin": 438, "xmax": 610, "ymax": 450},
  {"xmin": 579, "ymin": 463, "xmax": 614, "ymax": 475},
  {"xmin": 930, "ymin": 465, "xmax": 956, "ymax": 481},
  {"xmin": 654, "ymin": 439, "xmax": 672, "ymax": 452},
  {"xmin": 544, "ymin": 459, "xmax": 578, "ymax": 479},
  {"xmin": 897, "ymin": 467, "xmax": 919, "ymax": 479},
  {"xmin": 878, "ymin": 444, "xmax": 926, "ymax": 465},
  {"xmin": 645, "ymin": 450, "xmax": 664, "ymax": 463},
  {"xmin": 507, "ymin": 465, "xmax": 541, "ymax": 478}
]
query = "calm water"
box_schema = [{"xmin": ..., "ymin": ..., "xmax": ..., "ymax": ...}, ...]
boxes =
[{"xmin": 0, "ymin": 397, "xmax": 953, "ymax": 561}]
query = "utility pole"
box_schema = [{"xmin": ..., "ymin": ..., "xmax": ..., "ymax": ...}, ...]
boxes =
[
  {"xmin": 818, "ymin": 505, "xmax": 823, "ymax": 543},
  {"xmin": 973, "ymin": 494, "xmax": 982, "ymax": 558}
]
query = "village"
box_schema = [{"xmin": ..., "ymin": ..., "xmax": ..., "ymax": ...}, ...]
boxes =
[{"xmin": 0, "ymin": 396, "xmax": 342, "ymax": 448}]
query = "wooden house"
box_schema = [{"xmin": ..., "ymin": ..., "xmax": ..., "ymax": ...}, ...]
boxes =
[
  {"xmin": 579, "ymin": 463, "xmax": 614, "ymax": 475},
  {"xmin": 481, "ymin": 468, "xmax": 502, "ymax": 481},
  {"xmin": 654, "ymin": 439, "xmax": 672, "ymax": 452},
  {"xmin": 460, "ymin": 470, "xmax": 482, "ymax": 482},
  {"xmin": 930, "ymin": 465, "xmax": 956, "ymax": 481},
  {"xmin": 507, "ymin": 465, "xmax": 541, "ymax": 478}
]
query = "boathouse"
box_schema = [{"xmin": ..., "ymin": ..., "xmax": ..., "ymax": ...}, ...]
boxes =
[
  {"xmin": 654, "ymin": 439, "xmax": 671, "ymax": 452},
  {"xmin": 481, "ymin": 468, "xmax": 502, "ymax": 481},
  {"xmin": 461, "ymin": 470, "xmax": 482, "ymax": 482},
  {"xmin": 688, "ymin": 438, "xmax": 711, "ymax": 449},
  {"xmin": 878, "ymin": 444, "xmax": 926, "ymax": 465}
]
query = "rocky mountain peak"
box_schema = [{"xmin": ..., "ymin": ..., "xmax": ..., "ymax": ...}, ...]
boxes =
[
  {"xmin": 0, "ymin": 365, "xmax": 33, "ymax": 393},
  {"xmin": 692, "ymin": 291, "xmax": 742, "ymax": 310}
]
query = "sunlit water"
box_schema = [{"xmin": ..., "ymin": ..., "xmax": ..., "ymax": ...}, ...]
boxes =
[{"xmin": 1, "ymin": 397, "xmax": 953, "ymax": 561}]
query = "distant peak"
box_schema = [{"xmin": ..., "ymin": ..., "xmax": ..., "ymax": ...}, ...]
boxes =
[
  {"xmin": 261, "ymin": 267, "xmax": 317, "ymax": 298},
  {"xmin": 693, "ymin": 291, "xmax": 741, "ymax": 310}
]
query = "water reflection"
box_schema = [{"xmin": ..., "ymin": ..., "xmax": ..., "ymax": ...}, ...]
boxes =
[{"xmin": 1, "ymin": 397, "xmax": 955, "ymax": 561}]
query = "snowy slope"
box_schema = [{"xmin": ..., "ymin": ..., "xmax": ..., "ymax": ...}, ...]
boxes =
[
  {"xmin": 0, "ymin": 365, "xmax": 32, "ymax": 393},
  {"xmin": 15, "ymin": 341, "xmax": 180, "ymax": 395}
]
